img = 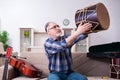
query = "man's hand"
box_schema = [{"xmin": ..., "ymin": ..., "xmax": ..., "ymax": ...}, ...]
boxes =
[
  {"xmin": 76, "ymin": 22, "xmax": 92, "ymax": 35},
  {"xmin": 66, "ymin": 22, "xmax": 92, "ymax": 47}
]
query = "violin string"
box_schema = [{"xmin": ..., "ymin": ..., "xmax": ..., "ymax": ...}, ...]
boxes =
[
  {"xmin": 11, "ymin": 55, "xmax": 27, "ymax": 59},
  {"xmin": 0, "ymin": 53, "xmax": 27, "ymax": 59}
]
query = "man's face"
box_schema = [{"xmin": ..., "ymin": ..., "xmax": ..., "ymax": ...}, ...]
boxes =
[{"xmin": 47, "ymin": 22, "xmax": 62, "ymax": 38}]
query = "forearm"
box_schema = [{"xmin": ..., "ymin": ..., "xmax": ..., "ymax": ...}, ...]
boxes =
[
  {"xmin": 66, "ymin": 22, "xmax": 91, "ymax": 46},
  {"xmin": 65, "ymin": 31, "xmax": 81, "ymax": 46}
]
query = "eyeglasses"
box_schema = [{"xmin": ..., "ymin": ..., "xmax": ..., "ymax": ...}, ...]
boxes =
[{"xmin": 47, "ymin": 25, "xmax": 60, "ymax": 31}]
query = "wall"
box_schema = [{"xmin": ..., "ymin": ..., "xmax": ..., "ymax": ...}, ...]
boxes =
[
  {"xmin": 0, "ymin": 0, "xmax": 120, "ymax": 53},
  {"xmin": 0, "ymin": 19, "xmax": 1, "ymax": 31}
]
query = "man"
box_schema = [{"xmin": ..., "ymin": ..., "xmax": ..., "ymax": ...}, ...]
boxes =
[{"xmin": 44, "ymin": 21, "xmax": 92, "ymax": 80}]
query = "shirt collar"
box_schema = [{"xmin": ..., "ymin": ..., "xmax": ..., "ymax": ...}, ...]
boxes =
[{"xmin": 49, "ymin": 36, "xmax": 62, "ymax": 41}]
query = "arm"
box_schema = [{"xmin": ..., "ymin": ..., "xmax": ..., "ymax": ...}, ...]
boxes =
[
  {"xmin": 66, "ymin": 23, "xmax": 92, "ymax": 46},
  {"xmin": 71, "ymin": 34, "xmax": 88, "ymax": 45},
  {"xmin": 44, "ymin": 23, "xmax": 92, "ymax": 55}
]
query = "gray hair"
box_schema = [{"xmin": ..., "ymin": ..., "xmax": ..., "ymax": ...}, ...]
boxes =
[
  {"xmin": 45, "ymin": 22, "xmax": 51, "ymax": 32},
  {"xmin": 45, "ymin": 21, "xmax": 56, "ymax": 32}
]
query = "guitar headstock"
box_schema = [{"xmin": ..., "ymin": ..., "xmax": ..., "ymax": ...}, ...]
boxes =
[{"xmin": 5, "ymin": 46, "xmax": 12, "ymax": 58}]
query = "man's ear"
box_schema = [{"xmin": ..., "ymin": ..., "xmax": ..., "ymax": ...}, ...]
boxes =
[
  {"xmin": 47, "ymin": 30, "xmax": 49, "ymax": 33},
  {"xmin": 47, "ymin": 30, "xmax": 50, "ymax": 35}
]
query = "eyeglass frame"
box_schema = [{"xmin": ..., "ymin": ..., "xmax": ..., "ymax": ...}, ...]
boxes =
[{"xmin": 47, "ymin": 25, "xmax": 60, "ymax": 31}]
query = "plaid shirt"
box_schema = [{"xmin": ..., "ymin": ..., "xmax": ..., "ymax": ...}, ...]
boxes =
[{"xmin": 44, "ymin": 34, "xmax": 87, "ymax": 73}]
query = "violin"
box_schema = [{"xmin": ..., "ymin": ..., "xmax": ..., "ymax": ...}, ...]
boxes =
[
  {"xmin": 2, "ymin": 47, "xmax": 12, "ymax": 80},
  {"xmin": 9, "ymin": 57, "xmax": 42, "ymax": 78}
]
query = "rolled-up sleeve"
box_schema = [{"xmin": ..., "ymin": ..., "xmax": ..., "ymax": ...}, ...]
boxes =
[{"xmin": 71, "ymin": 34, "xmax": 88, "ymax": 46}]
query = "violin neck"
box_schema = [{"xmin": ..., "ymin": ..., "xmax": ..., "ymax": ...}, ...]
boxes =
[
  {"xmin": 2, "ymin": 58, "xmax": 9, "ymax": 80},
  {"xmin": 2, "ymin": 46, "xmax": 12, "ymax": 80}
]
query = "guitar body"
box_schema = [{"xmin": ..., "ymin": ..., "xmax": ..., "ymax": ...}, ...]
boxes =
[{"xmin": 9, "ymin": 57, "xmax": 42, "ymax": 78}]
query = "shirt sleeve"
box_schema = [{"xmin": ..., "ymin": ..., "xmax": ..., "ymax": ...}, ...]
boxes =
[
  {"xmin": 71, "ymin": 34, "xmax": 88, "ymax": 46},
  {"xmin": 44, "ymin": 38, "xmax": 67, "ymax": 55}
]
